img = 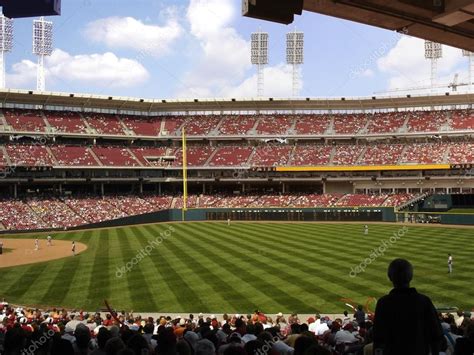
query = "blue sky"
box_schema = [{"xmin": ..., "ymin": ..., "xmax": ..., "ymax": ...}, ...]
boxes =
[{"xmin": 2, "ymin": 0, "xmax": 472, "ymax": 99}]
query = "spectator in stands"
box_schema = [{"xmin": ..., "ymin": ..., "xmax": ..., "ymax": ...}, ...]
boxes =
[
  {"xmin": 354, "ymin": 305, "xmax": 365, "ymax": 325},
  {"xmin": 454, "ymin": 320, "xmax": 474, "ymax": 355},
  {"xmin": 373, "ymin": 258, "xmax": 443, "ymax": 354}
]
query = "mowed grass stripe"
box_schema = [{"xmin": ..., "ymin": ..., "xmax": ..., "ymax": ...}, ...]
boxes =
[
  {"xmin": 238, "ymin": 223, "xmax": 474, "ymax": 307},
  {"xmin": 171, "ymin": 224, "xmax": 286, "ymax": 312},
  {"xmin": 255, "ymin": 223, "xmax": 469, "ymax": 304},
  {"xmin": 141, "ymin": 225, "xmax": 210, "ymax": 312},
  {"xmin": 146, "ymin": 225, "xmax": 242, "ymax": 311},
  {"xmin": 168, "ymin": 224, "xmax": 264, "ymax": 312},
  {"xmin": 39, "ymin": 231, "xmax": 87, "ymax": 305},
  {"xmin": 86, "ymin": 229, "xmax": 111, "ymax": 309},
  {"xmin": 116, "ymin": 227, "xmax": 159, "ymax": 311},
  {"xmin": 134, "ymin": 225, "xmax": 180, "ymax": 311},
  {"xmin": 188, "ymin": 223, "xmax": 319, "ymax": 312},
  {"xmin": 204, "ymin": 223, "xmax": 383, "ymax": 307}
]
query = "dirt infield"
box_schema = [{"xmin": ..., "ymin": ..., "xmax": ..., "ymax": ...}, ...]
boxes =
[{"xmin": 0, "ymin": 239, "xmax": 87, "ymax": 268}]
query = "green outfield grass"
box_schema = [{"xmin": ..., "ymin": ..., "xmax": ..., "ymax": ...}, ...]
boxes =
[{"xmin": 0, "ymin": 222, "xmax": 473, "ymax": 313}]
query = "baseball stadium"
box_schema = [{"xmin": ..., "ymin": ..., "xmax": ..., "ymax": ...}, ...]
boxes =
[{"xmin": 0, "ymin": 1, "xmax": 474, "ymax": 354}]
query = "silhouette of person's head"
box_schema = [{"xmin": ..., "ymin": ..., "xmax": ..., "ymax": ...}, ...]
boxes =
[{"xmin": 387, "ymin": 258, "xmax": 413, "ymax": 288}]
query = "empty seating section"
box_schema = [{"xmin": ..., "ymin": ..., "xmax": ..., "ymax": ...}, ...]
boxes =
[
  {"xmin": 45, "ymin": 111, "xmax": 87, "ymax": 133},
  {"xmin": 27, "ymin": 197, "xmax": 86, "ymax": 228},
  {"xmin": 382, "ymin": 193, "xmax": 415, "ymax": 207},
  {"xmin": 335, "ymin": 194, "xmax": 389, "ymax": 207},
  {"xmin": 359, "ymin": 144, "xmax": 404, "ymax": 165},
  {"xmin": 130, "ymin": 147, "xmax": 171, "ymax": 166},
  {"xmin": 218, "ymin": 115, "xmax": 256, "ymax": 135},
  {"xmin": 50, "ymin": 145, "xmax": 98, "ymax": 166},
  {"xmin": 400, "ymin": 143, "xmax": 447, "ymax": 164},
  {"xmin": 366, "ymin": 113, "xmax": 405, "ymax": 133},
  {"xmin": 208, "ymin": 146, "xmax": 253, "ymax": 166},
  {"xmin": 448, "ymin": 142, "xmax": 474, "ymax": 163},
  {"xmin": 85, "ymin": 113, "xmax": 126, "ymax": 135},
  {"xmin": 256, "ymin": 115, "xmax": 292, "ymax": 135},
  {"xmin": 0, "ymin": 200, "xmax": 47, "ymax": 230},
  {"xmin": 92, "ymin": 147, "xmax": 140, "ymax": 166},
  {"xmin": 333, "ymin": 114, "xmax": 366, "ymax": 134},
  {"xmin": 450, "ymin": 109, "xmax": 474, "ymax": 130},
  {"xmin": 172, "ymin": 146, "xmax": 214, "ymax": 166},
  {"xmin": 332, "ymin": 145, "xmax": 365, "ymax": 165},
  {"xmin": 6, "ymin": 144, "xmax": 54, "ymax": 166},
  {"xmin": 250, "ymin": 146, "xmax": 292, "ymax": 166},
  {"xmin": 162, "ymin": 116, "xmax": 186, "ymax": 135},
  {"xmin": 122, "ymin": 116, "xmax": 160, "ymax": 136},
  {"xmin": 65, "ymin": 197, "xmax": 127, "ymax": 223},
  {"xmin": 291, "ymin": 145, "xmax": 333, "ymax": 166},
  {"xmin": 183, "ymin": 116, "xmax": 221, "ymax": 135},
  {"xmin": 4, "ymin": 109, "xmax": 46, "ymax": 132},
  {"xmin": 294, "ymin": 115, "xmax": 330, "ymax": 134},
  {"xmin": 407, "ymin": 111, "xmax": 447, "ymax": 132}
]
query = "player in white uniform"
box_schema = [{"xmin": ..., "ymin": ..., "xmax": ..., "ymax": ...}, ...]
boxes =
[
  {"xmin": 227, "ymin": 218, "xmax": 231, "ymax": 226},
  {"xmin": 72, "ymin": 241, "xmax": 76, "ymax": 256},
  {"xmin": 35, "ymin": 238, "xmax": 39, "ymax": 251},
  {"xmin": 47, "ymin": 235, "xmax": 52, "ymax": 246},
  {"xmin": 448, "ymin": 254, "xmax": 453, "ymax": 273},
  {"xmin": 364, "ymin": 225, "xmax": 369, "ymax": 235}
]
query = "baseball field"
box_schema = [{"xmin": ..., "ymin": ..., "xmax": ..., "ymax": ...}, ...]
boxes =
[{"xmin": 0, "ymin": 222, "xmax": 473, "ymax": 313}]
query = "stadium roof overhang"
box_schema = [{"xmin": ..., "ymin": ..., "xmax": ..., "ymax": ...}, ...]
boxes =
[
  {"xmin": 243, "ymin": 0, "xmax": 474, "ymax": 52},
  {"xmin": 0, "ymin": 89, "xmax": 472, "ymax": 113}
]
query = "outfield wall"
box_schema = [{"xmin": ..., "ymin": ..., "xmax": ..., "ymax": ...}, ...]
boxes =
[{"xmin": 64, "ymin": 207, "xmax": 397, "ymax": 231}]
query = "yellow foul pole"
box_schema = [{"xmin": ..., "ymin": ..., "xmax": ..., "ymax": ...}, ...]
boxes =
[{"xmin": 182, "ymin": 129, "xmax": 188, "ymax": 221}]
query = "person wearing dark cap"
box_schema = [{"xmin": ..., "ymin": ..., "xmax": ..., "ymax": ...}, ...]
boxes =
[{"xmin": 373, "ymin": 258, "xmax": 443, "ymax": 355}]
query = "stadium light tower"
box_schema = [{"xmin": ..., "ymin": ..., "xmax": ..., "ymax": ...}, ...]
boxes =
[
  {"xmin": 33, "ymin": 17, "xmax": 53, "ymax": 92},
  {"xmin": 0, "ymin": 13, "xmax": 13, "ymax": 89},
  {"xmin": 286, "ymin": 29, "xmax": 304, "ymax": 97},
  {"xmin": 251, "ymin": 31, "xmax": 268, "ymax": 97},
  {"xmin": 462, "ymin": 49, "xmax": 473, "ymax": 92},
  {"xmin": 424, "ymin": 40, "xmax": 442, "ymax": 92}
]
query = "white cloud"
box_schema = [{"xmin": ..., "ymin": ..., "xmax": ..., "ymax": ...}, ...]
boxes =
[
  {"xmin": 177, "ymin": 0, "xmax": 251, "ymax": 98},
  {"xmin": 7, "ymin": 60, "xmax": 37, "ymax": 88},
  {"xmin": 221, "ymin": 64, "xmax": 299, "ymax": 98},
  {"xmin": 6, "ymin": 49, "xmax": 149, "ymax": 90},
  {"xmin": 84, "ymin": 15, "xmax": 182, "ymax": 57},
  {"xmin": 377, "ymin": 36, "xmax": 466, "ymax": 91}
]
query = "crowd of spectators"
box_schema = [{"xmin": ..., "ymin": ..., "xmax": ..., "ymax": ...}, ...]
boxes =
[
  {"xmin": 0, "ymin": 193, "xmax": 418, "ymax": 231},
  {"xmin": 1, "ymin": 297, "xmax": 473, "ymax": 355}
]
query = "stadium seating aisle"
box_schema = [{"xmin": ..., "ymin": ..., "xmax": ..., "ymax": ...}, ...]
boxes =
[{"xmin": 0, "ymin": 299, "xmax": 471, "ymax": 355}]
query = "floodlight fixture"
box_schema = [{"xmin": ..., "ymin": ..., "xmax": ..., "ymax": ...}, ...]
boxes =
[
  {"xmin": 251, "ymin": 31, "xmax": 268, "ymax": 97},
  {"xmin": 0, "ymin": 13, "xmax": 13, "ymax": 88},
  {"xmin": 286, "ymin": 30, "xmax": 304, "ymax": 97},
  {"xmin": 33, "ymin": 17, "xmax": 53, "ymax": 92},
  {"xmin": 424, "ymin": 40, "xmax": 443, "ymax": 92}
]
